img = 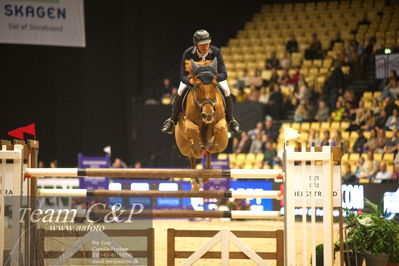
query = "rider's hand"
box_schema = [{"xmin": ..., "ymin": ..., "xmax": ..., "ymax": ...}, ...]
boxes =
[{"xmin": 189, "ymin": 78, "xmax": 194, "ymax": 85}]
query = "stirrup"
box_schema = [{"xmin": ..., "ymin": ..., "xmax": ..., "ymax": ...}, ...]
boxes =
[
  {"xmin": 161, "ymin": 118, "xmax": 176, "ymax": 134},
  {"xmin": 228, "ymin": 119, "xmax": 241, "ymax": 134}
]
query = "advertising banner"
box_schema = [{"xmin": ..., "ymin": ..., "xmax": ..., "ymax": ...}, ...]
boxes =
[{"xmin": 0, "ymin": 0, "xmax": 85, "ymax": 47}]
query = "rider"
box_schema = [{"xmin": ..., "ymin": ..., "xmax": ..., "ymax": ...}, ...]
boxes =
[{"xmin": 161, "ymin": 29, "xmax": 241, "ymax": 135}]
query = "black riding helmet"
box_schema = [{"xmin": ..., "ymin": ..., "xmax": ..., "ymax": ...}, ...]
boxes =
[{"xmin": 193, "ymin": 29, "xmax": 211, "ymax": 45}]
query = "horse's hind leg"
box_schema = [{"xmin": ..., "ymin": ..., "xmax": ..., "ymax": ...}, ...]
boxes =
[{"xmin": 189, "ymin": 157, "xmax": 201, "ymax": 191}]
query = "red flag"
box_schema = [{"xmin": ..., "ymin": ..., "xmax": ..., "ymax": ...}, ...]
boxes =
[
  {"xmin": 7, "ymin": 127, "xmax": 24, "ymax": 140},
  {"xmin": 23, "ymin": 123, "xmax": 36, "ymax": 139}
]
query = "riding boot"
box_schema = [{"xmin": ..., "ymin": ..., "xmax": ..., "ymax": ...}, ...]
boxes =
[
  {"xmin": 161, "ymin": 94, "xmax": 183, "ymax": 134},
  {"xmin": 224, "ymin": 95, "xmax": 241, "ymax": 134}
]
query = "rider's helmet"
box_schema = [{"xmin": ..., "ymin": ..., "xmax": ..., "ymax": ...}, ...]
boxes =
[{"xmin": 193, "ymin": 30, "xmax": 211, "ymax": 45}]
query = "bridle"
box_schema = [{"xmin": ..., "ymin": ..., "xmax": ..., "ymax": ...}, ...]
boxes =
[{"xmin": 192, "ymin": 84, "xmax": 217, "ymax": 111}]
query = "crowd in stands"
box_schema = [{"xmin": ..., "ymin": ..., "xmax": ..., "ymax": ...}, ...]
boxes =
[{"xmin": 153, "ymin": 2, "xmax": 399, "ymax": 185}]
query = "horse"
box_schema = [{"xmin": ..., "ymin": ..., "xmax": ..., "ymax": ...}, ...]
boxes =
[{"xmin": 174, "ymin": 58, "xmax": 229, "ymax": 190}]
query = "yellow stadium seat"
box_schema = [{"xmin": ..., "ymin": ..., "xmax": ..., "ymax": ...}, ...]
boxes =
[
  {"xmin": 362, "ymin": 92, "xmax": 372, "ymax": 100},
  {"xmin": 330, "ymin": 121, "xmax": 340, "ymax": 129},
  {"xmin": 387, "ymin": 164, "xmax": 394, "ymax": 173},
  {"xmin": 217, "ymin": 153, "xmax": 228, "ymax": 160},
  {"xmin": 311, "ymin": 122, "xmax": 321, "ymax": 130},
  {"xmin": 246, "ymin": 153, "xmax": 256, "ymax": 162},
  {"xmin": 340, "ymin": 121, "xmax": 349, "ymax": 130},
  {"xmin": 320, "ymin": 122, "xmax": 330, "ymax": 130},
  {"xmin": 261, "ymin": 70, "xmax": 272, "ymax": 80},
  {"xmin": 349, "ymin": 153, "xmax": 360, "ymax": 162},
  {"xmin": 301, "ymin": 122, "xmax": 311, "ymax": 131},
  {"xmin": 383, "ymin": 153, "xmax": 394, "ymax": 161},
  {"xmin": 374, "ymin": 153, "xmax": 383, "ymax": 161},
  {"xmin": 342, "ymin": 131, "xmax": 350, "ymax": 140},
  {"xmin": 359, "ymin": 178, "xmax": 369, "ymax": 184},
  {"xmin": 350, "ymin": 131, "xmax": 359, "ymax": 140},
  {"xmin": 255, "ymin": 153, "xmax": 264, "ymax": 162},
  {"xmin": 313, "ymin": 59, "xmax": 322, "ymax": 67},
  {"xmin": 291, "ymin": 122, "xmax": 301, "ymax": 130}
]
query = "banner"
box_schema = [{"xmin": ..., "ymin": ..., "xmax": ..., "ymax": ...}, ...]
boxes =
[
  {"xmin": 375, "ymin": 53, "xmax": 399, "ymax": 79},
  {"xmin": 0, "ymin": 0, "xmax": 85, "ymax": 47}
]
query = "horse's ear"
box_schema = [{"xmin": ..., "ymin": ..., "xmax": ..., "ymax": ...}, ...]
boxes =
[
  {"xmin": 210, "ymin": 58, "xmax": 218, "ymax": 71},
  {"xmin": 191, "ymin": 59, "xmax": 199, "ymax": 74}
]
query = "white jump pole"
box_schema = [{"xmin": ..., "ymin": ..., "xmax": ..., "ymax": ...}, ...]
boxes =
[
  {"xmin": 37, "ymin": 188, "xmax": 281, "ymax": 199},
  {"xmin": 24, "ymin": 168, "xmax": 283, "ymax": 179}
]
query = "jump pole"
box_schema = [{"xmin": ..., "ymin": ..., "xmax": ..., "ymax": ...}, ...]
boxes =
[
  {"xmin": 25, "ymin": 168, "xmax": 283, "ymax": 179},
  {"xmin": 70, "ymin": 209, "xmax": 282, "ymax": 219},
  {"xmin": 37, "ymin": 189, "xmax": 281, "ymax": 199}
]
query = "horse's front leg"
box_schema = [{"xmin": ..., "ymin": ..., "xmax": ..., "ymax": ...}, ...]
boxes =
[
  {"xmin": 184, "ymin": 119, "xmax": 201, "ymax": 157},
  {"xmin": 206, "ymin": 119, "xmax": 228, "ymax": 153}
]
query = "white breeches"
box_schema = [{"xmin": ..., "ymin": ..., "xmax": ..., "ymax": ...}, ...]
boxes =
[{"xmin": 177, "ymin": 80, "xmax": 231, "ymax": 97}]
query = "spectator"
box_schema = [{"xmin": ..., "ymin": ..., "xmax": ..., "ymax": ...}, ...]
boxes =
[
  {"xmin": 362, "ymin": 109, "xmax": 376, "ymax": 131},
  {"xmin": 264, "ymin": 83, "xmax": 283, "ymax": 120},
  {"xmin": 325, "ymin": 61, "xmax": 346, "ymax": 111},
  {"xmin": 366, "ymin": 128, "xmax": 377, "ymax": 151},
  {"xmin": 314, "ymin": 100, "xmax": 330, "ymax": 122},
  {"xmin": 320, "ymin": 130, "xmax": 331, "ymax": 146},
  {"xmin": 362, "ymin": 37, "xmax": 376, "ymax": 65},
  {"xmin": 373, "ymin": 162, "xmax": 392, "ymax": 183},
  {"xmin": 232, "ymin": 136, "xmax": 240, "ymax": 153},
  {"xmin": 263, "ymin": 140, "xmax": 277, "ymax": 167},
  {"xmin": 265, "ymin": 52, "xmax": 280, "ymax": 70},
  {"xmin": 280, "ymin": 52, "xmax": 291, "ymax": 69},
  {"xmin": 160, "ymin": 78, "xmax": 175, "ymax": 100},
  {"xmin": 235, "ymin": 131, "xmax": 252, "ymax": 153},
  {"xmin": 384, "ymin": 129, "xmax": 399, "ymax": 153},
  {"xmin": 259, "ymin": 87, "xmax": 269, "ymax": 104},
  {"xmin": 38, "ymin": 160, "xmax": 45, "ymax": 168},
  {"xmin": 380, "ymin": 70, "xmax": 399, "ymax": 99},
  {"xmin": 329, "ymin": 31, "xmax": 344, "ymax": 50},
  {"xmin": 370, "ymin": 98, "xmax": 381, "ymax": 115},
  {"xmin": 354, "ymin": 157, "xmax": 365, "ymax": 179},
  {"xmin": 293, "ymin": 82, "xmax": 311, "ymax": 105},
  {"xmin": 234, "ymin": 69, "xmax": 250, "ymax": 90},
  {"xmin": 308, "ymin": 129, "xmax": 321, "ymax": 146},
  {"xmin": 331, "ymin": 130, "xmax": 348, "ymax": 152},
  {"xmin": 359, "ymin": 151, "xmax": 379, "ymax": 180},
  {"xmin": 134, "ymin": 161, "xmax": 142, "ymax": 168},
  {"xmin": 383, "ymin": 96, "xmax": 399, "ymax": 117},
  {"xmin": 375, "ymin": 128, "xmax": 387, "ymax": 153},
  {"xmin": 263, "ymin": 118, "xmax": 278, "ymax": 142},
  {"xmin": 249, "ymin": 133, "xmax": 264, "ymax": 154},
  {"xmin": 375, "ymin": 109, "xmax": 388, "ymax": 129},
  {"xmin": 286, "ymin": 33, "xmax": 299, "ymax": 54},
  {"xmin": 50, "ymin": 160, "xmax": 58, "ymax": 168},
  {"xmin": 305, "ymin": 33, "xmax": 322, "ymax": 60},
  {"xmin": 112, "ymin": 158, "xmax": 127, "ymax": 168},
  {"xmin": 385, "ymin": 108, "xmax": 399, "ymax": 130},
  {"xmin": 294, "ymin": 104, "xmax": 308, "ymax": 122},
  {"xmin": 352, "ymin": 130, "xmax": 367, "ymax": 153},
  {"xmin": 268, "ymin": 68, "xmax": 280, "ymax": 85},
  {"xmin": 342, "ymin": 163, "xmax": 357, "ymax": 183},
  {"xmin": 288, "ymin": 66, "xmax": 302, "ymax": 86},
  {"xmin": 248, "ymin": 122, "xmax": 264, "ymax": 139},
  {"xmin": 246, "ymin": 88, "xmax": 260, "ymax": 102},
  {"xmin": 279, "ymin": 69, "xmax": 291, "ymax": 83},
  {"xmin": 330, "ymin": 101, "xmax": 345, "ymax": 121},
  {"xmin": 248, "ymin": 69, "xmax": 263, "ymax": 90}
]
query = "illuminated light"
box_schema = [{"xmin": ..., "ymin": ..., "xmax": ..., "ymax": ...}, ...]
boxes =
[
  {"xmin": 385, "ymin": 48, "xmax": 392, "ymax": 54},
  {"xmin": 158, "ymin": 183, "xmax": 178, "ymax": 191},
  {"xmin": 130, "ymin": 183, "xmax": 149, "ymax": 191},
  {"xmin": 109, "ymin": 183, "xmax": 121, "ymax": 190}
]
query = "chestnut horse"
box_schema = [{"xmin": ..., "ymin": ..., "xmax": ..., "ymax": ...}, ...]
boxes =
[{"xmin": 174, "ymin": 58, "xmax": 229, "ymax": 190}]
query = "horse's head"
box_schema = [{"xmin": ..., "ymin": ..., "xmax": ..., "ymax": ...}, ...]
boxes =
[{"xmin": 190, "ymin": 58, "xmax": 218, "ymax": 124}]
